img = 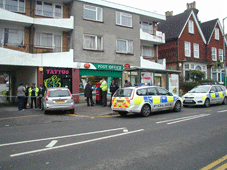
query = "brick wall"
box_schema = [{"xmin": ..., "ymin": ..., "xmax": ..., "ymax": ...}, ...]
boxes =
[{"xmin": 72, "ymin": 69, "xmax": 80, "ymax": 103}]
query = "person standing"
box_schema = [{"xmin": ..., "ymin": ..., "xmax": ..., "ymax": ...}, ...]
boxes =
[
  {"xmin": 109, "ymin": 80, "xmax": 119, "ymax": 107},
  {"xmin": 38, "ymin": 85, "xmax": 45, "ymax": 109},
  {"xmin": 84, "ymin": 81, "xmax": 94, "ymax": 106},
  {"xmin": 24, "ymin": 83, "xmax": 29, "ymax": 109},
  {"xmin": 100, "ymin": 78, "xmax": 108, "ymax": 107},
  {"xmin": 17, "ymin": 83, "xmax": 25, "ymax": 111},
  {"xmin": 124, "ymin": 80, "xmax": 131, "ymax": 87},
  {"xmin": 29, "ymin": 83, "xmax": 39, "ymax": 109}
]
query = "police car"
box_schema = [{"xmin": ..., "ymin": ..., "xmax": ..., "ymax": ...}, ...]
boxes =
[
  {"xmin": 111, "ymin": 84, "xmax": 183, "ymax": 117},
  {"xmin": 182, "ymin": 84, "xmax": 227, "ymax": 107}
]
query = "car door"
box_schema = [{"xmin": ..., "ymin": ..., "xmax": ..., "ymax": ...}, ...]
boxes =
[
  {"xmin": 146, "ymin": 87, "xmax": 159, "ymax": 111},
  {"xmin": 156, "ymin": 87, "xmax": 174, "ymax": 110},
  {"xmin": 216, "ymin": 86, "xmax": 224, "ymax": 104},
  {"xmin": 209, "ymin": 86, "xmax": 218, "ymax": 104}
]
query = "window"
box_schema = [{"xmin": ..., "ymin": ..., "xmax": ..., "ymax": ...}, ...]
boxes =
[
  {"xmin": 2, "ymin": 0, "xmax": 25, "ymax": 12},
  {"xmin": 193, "ymin": 43, "xmax": 199, "ymax": 58},
  {"xmin": 83, "ymin": 4, "xmax": 103, "ymax": 22},
  {"xmin": 157, "ymin": 87, "xmax": 170, "ymax": 96},
  {"xmin": 191, "ymin": 64, "xmax": 194, "ymax": 69},
  {"xmin": 185, "ymin": 64, "xmax": 189, "ymax": 69},
  {"xmin": 184, "ymin": 41, "xmax": 191, "ymax": 57},
  {"xmin": 141, "ymin": 46, "xmax": 154, "ymax": 58},
  {"xmin": 35, "ymin": 32, "xmax": 62, "ymax": 52},
  {"xmin": 4, "ymin": 28, "xmax": 24, "ymax": 46},
  {"xmin": 83, "ymin": 34, "xmax": 103, "ymax": 50},
  {"xmin": 116, "ymin": 39, "xmax": 133, "ymax": 54},
  {"xmin": 137, "ymin": 88, "xmax": 147, "ymax": 96},
  {"xmin": 219, "ymin": 49, "xmax": 223, "ymax": 62},
  {"xmin": 215, "ymin": 28, "xmax": 219, "ymax": 40},
  {"xmin": 147, "ymin": 88, "xmax": 157, "ymax": 95},
  {"xmin": 212, "ymin": 47, "xmax": 217, "ymax": 61},
  {"xmin": 188, "ymin": 20, "xmax": 194, "ymax": 34},
  {"xmin": 116, "ymin": 11, "xmax": 132, "ymax": 27},
  {"xmin": 36, "ymin": 1, "xmax": 62, "ymax": 18},
  {"xmin": 140, "ymin": 22, "xmax": 153, "ymax": 34}
]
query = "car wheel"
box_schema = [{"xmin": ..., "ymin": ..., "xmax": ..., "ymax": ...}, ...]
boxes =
[
  {"xmin": 70, "ymin": 109, "xmax": 75, "ymax": 114},
  {"xmin": 204, "ymin": 98, "xmax": 210, "ymax": 108},
  {"xmin": 141, "ymin": 104, "xmax": 151, "ymax": 117},
  {"xmin": 118, "ymin": 111, "xmax": 127, "ymax": 117},
  {"xmin": 222, "ymin": 97, "xmax": 227, "ymax": 105},
  {"xmin": 174, "ymin": 101, "xmax": 181, "ymax": 112}
]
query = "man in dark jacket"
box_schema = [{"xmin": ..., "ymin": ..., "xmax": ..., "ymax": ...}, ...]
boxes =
[
  {"xmin": 38, "ymin": 85, "xmax": 45, "ymax": 109},
  {"xmin": 109, "ymin": 80, "xmax": 119, "ymax": 107},
  {"xmin": 84, "ymin": 81, "xmax": 94, "ymax": 106},
  {"xmin": 24, "ymin": 83, "xmax": 29, "ymax": 109}
]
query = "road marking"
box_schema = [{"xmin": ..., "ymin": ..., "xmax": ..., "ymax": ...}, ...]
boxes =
[
  {"xmin": 156, "ymin": 114, "xmax": 210, "ymax": 125},
  {"xmin": 0, "ymin": 127, "xmax": 127, "ymax": 147},
  {"xmin": 10, "ymin": 129, "xmax": 144, "ymax": 157},
  {"xmin": 201, "ymin": 154, "xmax": 227, "ymax": 170},
  {"xmin": 46, "ymin": 140, "xmax": 58, "ymax": 148},
  {"xmin": 67, "ymin": 114, "xmax": 120, "ymax": 118},
  {"xmin": 217, "ymin": 110, "xmax": 227, "ymax": 113},
  {"xmin": 215, "ymin": 162, "xmax": 227, "ymax": 170}
]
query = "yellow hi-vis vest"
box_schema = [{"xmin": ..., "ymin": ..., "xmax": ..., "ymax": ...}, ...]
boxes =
[{"xmin": 100, "ymin": 81, "xmax": 108, "ymax": 91}]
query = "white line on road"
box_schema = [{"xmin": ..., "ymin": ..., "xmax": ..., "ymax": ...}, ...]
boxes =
[
  {"xmin": 0, "ymin": 127, "xmax": 128, "ymax": 147},
  {"xmin": 156, "ymin": 114, "xmax": 210, "ymax": 125},
  {"xmin": 46, "ymin": 140, "xmax": 58, "ymax": 148},
  {"xmin": 217, "ymin": 110, "xmax": 227, "ymax": 113},
  {"xmin": 10, "ymin": 129, "xmax": 144, "ymax": 157}
]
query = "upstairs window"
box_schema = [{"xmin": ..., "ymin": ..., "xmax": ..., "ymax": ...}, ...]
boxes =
[
  {"xmin": 184, "ymin": 41, "xmax": 191, "ymax": 57},
  {"xmin": 83, "ymin": 4, "xmax": 103, "ymax": 22},
  {"xmin": 36, "ymin": 1, "xmax": 62, "ymax": 18},
  {"xmin": 4, "ymin": 28, "xmax": 24, "ymax": 46},
  {"xmin": 193, "ymin": 43, "xmax": 199, "ymax": 58},
  {"xmin": 219, "ymin": 49, "xmax": 223, "ymax": 62},
  {"xmin": 212, "ymin": 47, "xmax": 217, "ymax": 61},
  {"xmin": 1, "ymin": 0, "xmax": 25, "ymax": 12},
  {"xmin": 140, "ymin": 22, "xmax": 153, "ymax": 34},
  {"xmin": 215, "ymin": 28, "xmax": 219, "ymax": 40},
  {"xmin": 116, "ymin": 11, "xmax": 132, "ymax": 27},
  {"xmin": 83, "ymin": 34, "xmax": 103, "ymax": 51},
  {"xmin": 140, "ymin": 46, "xmax": 154, "ymax": 58},
  {"xmin": 116, "ymin": 39, "xmax": 133, "ymax": 54},
  {"xmin": 188, "ymin": 20, "xmax": 194, "ymax": 34}
]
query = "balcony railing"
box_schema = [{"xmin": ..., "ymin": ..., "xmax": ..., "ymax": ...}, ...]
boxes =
[{"xmin": 140, "ymin": 29, "xmax": 165, "ymax": 44}]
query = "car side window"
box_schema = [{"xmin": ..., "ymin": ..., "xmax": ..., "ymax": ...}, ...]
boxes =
[
  {"xmin": 210, "ymin": 86, "xmax": 217, "ymax": 93},
  {"xmin": 216, "ymin": 86, "xmax": 222, "ymax": 92},
  {"xmin": 136, "ymin": 88, "xmax": 147, "ymax": 96},
  {"xmin": 157, "ymin": 87, "xmax": 169, "ymax": 96},
  {"xmin": 220, "ymin": 86, "xmax": 226, "ymax": 91},
  {"xmin": 147, "ymin": 87, "xmax": 157, "ymax": 95}
]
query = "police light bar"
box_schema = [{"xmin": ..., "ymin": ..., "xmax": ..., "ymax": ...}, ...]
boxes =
[
  {"xmin": 201, "ymin": 82, "xmax": 216, "ymax": 85},
  {"xmin": 134, "ymin": 83, "xmax": 152, "ymax": 86}
]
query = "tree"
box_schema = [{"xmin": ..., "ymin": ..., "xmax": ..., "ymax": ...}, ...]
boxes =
[{"xmin": 186, "ymin": 70, "xmax": 205, "ymax": 82}]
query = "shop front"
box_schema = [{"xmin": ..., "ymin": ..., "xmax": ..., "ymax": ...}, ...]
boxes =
[
  {"xmin": 79, "ymin": 63, "xmax": 123, "ymax": 93},
  {"xmin": 123, "ymin": 68, "xmax": 181, "ymax": 95}
]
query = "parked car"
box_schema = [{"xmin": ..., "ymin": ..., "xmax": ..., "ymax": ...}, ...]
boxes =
[
  {"xmin": 182, "ymin": 84, "xmax": 227, "ymax": 107},
  {"xmin": 41, "ymin": 87, "xmax": 75, "ymax": 114},
  {"xmin": 111, "ymin": 84, "xmax": 183, "ymax": 117}
]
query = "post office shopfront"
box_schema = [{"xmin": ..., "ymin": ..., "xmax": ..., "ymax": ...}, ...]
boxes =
[{"xmin": 79, "ymin": 63, "xmax": 123, "ymax": 93}]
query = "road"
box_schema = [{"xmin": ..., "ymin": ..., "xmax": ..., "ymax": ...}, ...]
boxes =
[{"xmin": 0, "ymin": 100, "xmax": 226, "ymax": 170}]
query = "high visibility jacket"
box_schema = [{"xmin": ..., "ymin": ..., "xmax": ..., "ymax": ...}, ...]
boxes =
[
  {"xmin": 28, "ymin": 87, "xmax": 39, "ymax": 97},
  {"xmin": 100, "ymin": 81, "xmax": 108, "ymax": 91}
]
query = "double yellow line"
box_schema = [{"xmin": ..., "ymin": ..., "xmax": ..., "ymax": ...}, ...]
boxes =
[{"xmin": 201, "ymin": 155, "xmax": 227, "ymax": 170}]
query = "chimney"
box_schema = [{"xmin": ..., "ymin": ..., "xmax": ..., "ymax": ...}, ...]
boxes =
[
  {"xmin": 187, "ymin": 1, "xmax": 196, "ymax": 9},
  {"xmin": 165, "ymin": 11, "xmax": 173, "ymax": 17}
]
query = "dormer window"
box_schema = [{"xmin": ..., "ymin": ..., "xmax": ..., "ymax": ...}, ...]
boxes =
[
  {"xmin": 188, "ymin": 20, "xmax": 194, "ymax": 34},
  {"xmin": 215, "ymin": 28, "xmax": 219, "ymax": 40}
]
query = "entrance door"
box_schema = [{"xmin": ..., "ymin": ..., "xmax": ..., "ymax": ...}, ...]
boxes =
[{"xmin": 62, "ymin": 78, "xmax": 72, "ymax": 92}]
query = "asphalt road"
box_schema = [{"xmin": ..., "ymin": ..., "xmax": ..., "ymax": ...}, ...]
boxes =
[{"xmin": 0, "ymin": 100, "xmax": 227, "ymax": 170}]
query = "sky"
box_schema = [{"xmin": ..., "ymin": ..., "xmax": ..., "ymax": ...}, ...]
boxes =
[{"xmin": 107, "ymin": 0, "xmax": 227, "ymax": 32}]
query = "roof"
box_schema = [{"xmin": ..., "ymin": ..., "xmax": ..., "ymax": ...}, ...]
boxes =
[
  {"xmin": 158, "ymin": 9, "xmax": 206, "ymax": 43},
  {"xmin": 200, "ymin": 19, "xmax": 218, "ymax": 42}
]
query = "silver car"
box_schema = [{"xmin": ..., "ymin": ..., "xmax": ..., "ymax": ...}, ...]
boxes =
[{"xmin": 41, "ymin": 87, "xmax": 75, "ymax": 114}]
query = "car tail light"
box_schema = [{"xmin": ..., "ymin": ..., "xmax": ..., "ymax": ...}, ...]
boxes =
[{"xmin": 46, "ymin": 91, "xmax": 49, "ymax": 101}]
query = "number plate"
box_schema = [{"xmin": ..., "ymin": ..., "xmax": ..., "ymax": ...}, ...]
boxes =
[
  {"xmin": 117, "ymin": 100, "xmax": 124, "ymax": 103},
  {"xmin": 55, "ymin": 100, "xmax": 65, "ymax": 103},
  {"xmin": 185, "ymin": 100, "xmax": 193, "ymax": 102}
]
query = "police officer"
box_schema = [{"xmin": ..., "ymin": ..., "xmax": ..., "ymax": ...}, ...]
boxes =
[
  {"xmin": 100, "ymin": 78, "xmax": 108, "ymax": 107},
  {"xmin": 109, "ymin": 80, "xmax": 119, "ymax": 107},
  {"xmin": 29, "ymin": 83, "xmax": 39, "ymax": 109}
]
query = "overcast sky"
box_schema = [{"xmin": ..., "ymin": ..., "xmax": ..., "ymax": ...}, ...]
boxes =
[{"xmin": 107, "ymin": 0, "xmax": 227, "ymax": 33}]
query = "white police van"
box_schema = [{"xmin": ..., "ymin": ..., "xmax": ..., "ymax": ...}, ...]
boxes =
[
  {"xmin": 111, "ymin": 83, "xmax": 183, "ymax": 117},
  {"xmin": 182, "ymin": 84, "xmax": 227, "ymax": 107}
]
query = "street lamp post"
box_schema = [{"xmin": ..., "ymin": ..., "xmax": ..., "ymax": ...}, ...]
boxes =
[{"xmin": 223, "ymin": 17, "xmax": 227, "ymax": 85}]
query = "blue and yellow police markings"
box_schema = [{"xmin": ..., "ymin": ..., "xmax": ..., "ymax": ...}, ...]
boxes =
[{"xmin": 207, "ymin": 91, "xmax": 226, "ymax": 102}]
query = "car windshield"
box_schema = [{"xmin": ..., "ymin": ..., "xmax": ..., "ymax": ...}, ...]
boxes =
[
  {"xmin": 114, "ymin": 89, "xmax": 133, "ymax": 97},
  {"xmin": 49, "ymin": 90, "xmax": 70, "ymax": 97},
  {"xmin": 189, "ymin": 86, "xmax": 210, "ymax": 93}
]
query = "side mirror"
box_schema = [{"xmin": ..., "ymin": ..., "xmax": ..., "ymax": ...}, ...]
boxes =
[{"xmin": 168, "ymin": 92, "xmax": 173, "ymax": 96}]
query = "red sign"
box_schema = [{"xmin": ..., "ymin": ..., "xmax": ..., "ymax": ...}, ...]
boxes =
[
  {"xmin": 84, "ymin": 63, "xmax": 90, "ymax": 68},
  {"xmin": 124, "ymin": 64, "xmax": 130, "ymax": 69}
]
